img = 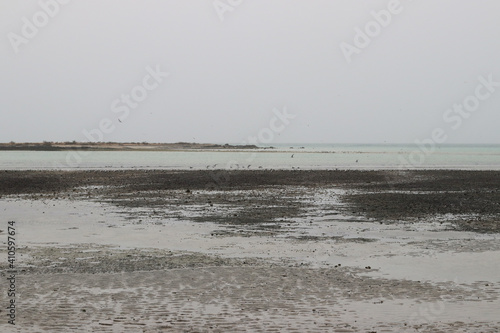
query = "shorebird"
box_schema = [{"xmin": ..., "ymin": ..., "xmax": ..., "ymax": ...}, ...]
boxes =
[{"xmin": 291, "ymin": 154, "xmax": 294, "ymax": 158}]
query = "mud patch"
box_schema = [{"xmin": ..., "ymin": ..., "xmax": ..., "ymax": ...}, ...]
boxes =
[{"xmin": 1, "ymin": 245, "xmax": 260, "ymax": 274}]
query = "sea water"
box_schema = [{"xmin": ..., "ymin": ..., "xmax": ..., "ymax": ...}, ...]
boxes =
[{"xmin": 0, "ymin": 144, "xmax": 499, "ymax": 170}]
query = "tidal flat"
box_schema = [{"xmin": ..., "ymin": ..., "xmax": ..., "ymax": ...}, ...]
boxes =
[{"xmin": 1, "ymin": 170, "xmax": 499, "ymax": 332}]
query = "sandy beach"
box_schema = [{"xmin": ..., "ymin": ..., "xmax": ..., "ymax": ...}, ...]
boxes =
[{"xmin": 1, "ymin": 170, "xmax": 499, "ymax": 332}]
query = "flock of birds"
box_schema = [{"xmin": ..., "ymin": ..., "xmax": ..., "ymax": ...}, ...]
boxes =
[
  {"xmin": 198, "ymin": 154, "xmax": 360, "ymax": 169},
  {"xmin": 200, "ymin": 154, "xmax": 360, "ymax": 169},
  {"xmin": 204, "ymin": 164, "xmax": 261, "ymax": 169}
]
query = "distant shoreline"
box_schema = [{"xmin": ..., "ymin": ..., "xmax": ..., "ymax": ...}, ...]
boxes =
[{"xmin": 0, "ymin": 142, "xmax": 261, "ymax": 151}]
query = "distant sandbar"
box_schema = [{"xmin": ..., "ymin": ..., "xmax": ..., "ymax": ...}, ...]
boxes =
[{"xmin": 0, "ymin": 142, "xmax": 260, "ymax": 151}]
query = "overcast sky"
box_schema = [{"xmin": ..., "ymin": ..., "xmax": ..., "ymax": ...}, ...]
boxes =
[{"xmin": 1, "ymin": 0, "xmax": 500, "ymax": 144}]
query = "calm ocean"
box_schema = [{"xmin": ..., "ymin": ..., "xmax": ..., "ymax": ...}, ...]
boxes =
[{"xmin": 1, "ymin": 144, "xmax": 499, "ymax": 170}]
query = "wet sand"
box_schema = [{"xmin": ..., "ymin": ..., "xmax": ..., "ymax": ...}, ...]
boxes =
[{"xmin": 0, "ymin": 170, "xmax": 499, "ymax": 332}]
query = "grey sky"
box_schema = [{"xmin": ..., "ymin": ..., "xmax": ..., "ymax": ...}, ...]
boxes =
[{"xmin": 1, "ymin": 0, "xmax": 500, "ymax": 144}]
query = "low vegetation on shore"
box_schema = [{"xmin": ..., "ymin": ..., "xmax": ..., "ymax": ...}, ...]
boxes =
[{"xmin": 0, "ymin": 141, "xmax": 259, "ymax": 151}]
